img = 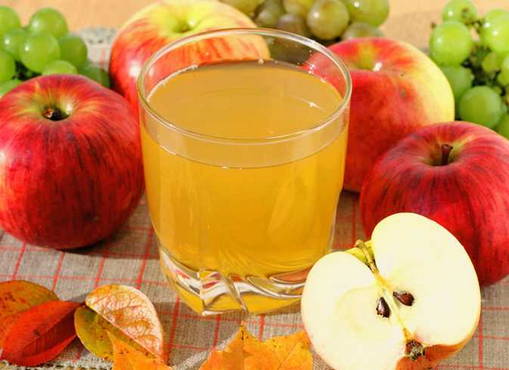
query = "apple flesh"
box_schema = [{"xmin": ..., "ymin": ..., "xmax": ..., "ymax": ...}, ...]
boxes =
[
  {"xmin": 360, "ymin": 121, "xmax": 509, "ymax": 285},
  {"xmin": 307, "ymin": 38, "xmax": 455, "ymax": 191},
  {"xmin": 109, "ymin": 0, "xmax": 268, "ymax": 113},
  {"xmin": 0, "ymin": 75, "xmax": 143, "ymax": 249},
  {"xmin": 302, "ymin": 213, "xmax": 480, "ymax": 370}
]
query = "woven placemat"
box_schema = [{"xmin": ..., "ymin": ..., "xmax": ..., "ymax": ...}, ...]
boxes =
[{"xmin": 0, "ymin": 27, "xmax": 507, "ymax": 370}]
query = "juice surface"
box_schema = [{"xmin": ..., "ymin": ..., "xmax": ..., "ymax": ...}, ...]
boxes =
[{"xmin": 141, "ymin": 60, "xmax": 348, "ymax": 312}]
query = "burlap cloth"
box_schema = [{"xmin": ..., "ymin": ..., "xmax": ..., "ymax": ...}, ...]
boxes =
[{"xmin": 1, "ymin": 15, "xmax": 508, "ymax": 369}]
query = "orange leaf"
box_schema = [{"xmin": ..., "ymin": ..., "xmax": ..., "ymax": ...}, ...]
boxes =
[
  {"xmin": 244, "ymin": 331, "xmax": 312, "ymax": 370},
  {"xmin": 0, "ymin": 280, "xmax": 58, "ymax": 345},
  {"xmin": 85, "ymin": 284, "xmax": 166, "ymax": 361},
  {"xmin": 108, "ymin": 332, "xmax": 172, "ymax": 370},
  {"xmin": 200, "ymin": 327, "xmax": 312, "ymax": 370},
  {"xmin": 200, "ymin": 326, "xmax": 255, "ymax": 370},
  {"xmin": 0, "ymin": 300, "xmax": 80, "ymax": 366}
]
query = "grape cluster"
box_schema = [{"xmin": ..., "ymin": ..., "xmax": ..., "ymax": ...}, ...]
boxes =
[
  {"xmin": 429, "ymin": 0, "xmax": 509, "ymax": 138},
  {"xmin": 0, "ymin": 6, "xmax": 110, "ymax": 98},
  {"xmin": 221, "ymin": 0, "xmax": 388, "ymax": 44}
]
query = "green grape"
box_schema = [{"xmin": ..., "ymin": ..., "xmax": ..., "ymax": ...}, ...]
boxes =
[
  {"xmin": 482, "ymin": 12, "xmax": 509, "ymax": 54},
  {"xmin": 220, "ymin": 0, "xmax": 264, "ymax": 16},
  {"xmin": 498, "ymin": 56, "xmax": 509, "ymax": 86},
  {"xmin": 307, "ymin": 0, "xmax": 349, "ymax": 40},
  {"xmin": 0, "ymin": 78, "xmax": 21, "ymax": 97},
  {"xmin": 429, "ymin": 21, "xmax": 473, "ymax": 65},
  {"xmin": 0, "ymin": 50, "xmax": 15, "ymax": 82},
  {"xmin": 255, "ymin": 0, "xmax": 285, "ymax": 27},
  {"xmin": 20, "ymin": 32, "xmax": 61, "ymax": 73},
  {"xmin": 498, "ymin": 71, "xmax": 509, "ymax": 87},
  {"xmin": 344, "ymin": 0, "xmax": 389, "ymax": 27},
  {"xmin": 1, "ymin": 28, "xmax": 26, "ymax": 60},
  {"xmin": 485, "ymin": 9, "xmax": 509, "ymax": 22},
  {"xmin": 481, "ymin": 10, "xmax": 509, "ymax": 45},
  {"xmin": 458, "ymin": 86, "xmax": 504, "ymax": 128},
  {"xmin": 58, "ymin": 34, "xmax": 88, "ymax": 67},
  {"xmin": 79, "ymin": 63, "xmax": 110, "ymax": 87},
  {"xmin": 496, "ymin": 114, "xmax": 509, "ymax": 139},
  {"xmin": 440, "ymin": 65, "xmax": 473, "ymax": 102},
  {"xmin": 481, "ymin": 9, "xmax": 509, "ymax": 40},
  {"xmin": 42, "ymin": 60, "xmax": 77, "ymax": 75},
  {"xmin": 501, "ymin": 55, "xmax": 509, "ymax": 75},
  {"xmin": 342, "ymin": 22, "xmax": 383, "ymax": 40},
  {"xmin": 282, "ymin": 0, "xmax": 314, "ymax": 17},
  {"xmin": 441, "ymin": 0, "xmax": 477, "ymax": 24},
  {"xmin": 481, "ymin": 52, "xmax": 505, "ymax": 73},
  {"xmin": 28, "ymin": 8, "xmax": 69, "ymax": 38},
  {"xmin": 0, "ymin": 6, "xmax": 21, "ymax": 38},
  {"xmin": 277, "ymin": 13, "xmax": 311, "ymax": 37}
]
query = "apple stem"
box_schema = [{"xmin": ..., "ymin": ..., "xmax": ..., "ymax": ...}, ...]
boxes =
[
  {"xmin": 354, "ymin": 240, "xmax": 377, "ymax": 273},
  {"xmin": 42, "ymin": 106, "xmax": 68, "ymax": 121},
  {"xmin": 440, "ymin": 144, "xmax": 453, "ymax": 166}
]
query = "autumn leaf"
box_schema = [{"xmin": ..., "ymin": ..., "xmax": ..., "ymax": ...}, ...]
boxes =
[
  {"xmin": 200, "ymin": 326, "xmax": 312, "ymax": 370},
  {"xmin": 75, "ymin": 306, "xmax": 159, "ymax": 361},
  {"xmin": 0, "ymin": 280, "xmax": 59, "ymax": 345},
  {"xmin": 244, "ymin": 330, "xmax": 312, "ymax": 370},
  {"xmin": 75, "ymin": 306, "xmax": 117, "ymax": 360},
  {"xmin": 83, "ymin": 284, "xmax": 166, "ymax": 361},
  {"xmin": 108, "ymin": 332, "xmax": 172, "ymax": 370},
  {"xmin": 0, "ymin": 300, "xmax": 80, "ymax": 366},
  {"xmin": 200, "ymin": 326, "xmax": 255, "ymax": 370}
]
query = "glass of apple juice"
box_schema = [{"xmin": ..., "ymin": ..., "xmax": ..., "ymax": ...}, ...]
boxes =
[{"xmin": 137, "ymin": 28, "xmax": 351, "ymax": 315}]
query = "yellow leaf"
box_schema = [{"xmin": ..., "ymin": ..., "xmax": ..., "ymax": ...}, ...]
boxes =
[
  {"xmin": 108, "ymin": 332, "xmax": 172, "ymax": 370},
  {"xmin": 85, "ymin": 284, "xmax": 166, "ymax": 361},
  {"xmin": 75, "ymin": 306, "xmax": 157, "ymax": 362},
  {"xmin": 200, "ymin": 326, "xmax": 312, "ymax": 370}
]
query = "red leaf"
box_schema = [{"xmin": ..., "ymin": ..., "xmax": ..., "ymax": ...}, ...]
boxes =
[
  {"xmin": 0, "ymin": 300, "xmax": 80, "ymax": 366},
  {"xmin": 0, "ymin": 280, "xmax": 58, "ymax": 346}
]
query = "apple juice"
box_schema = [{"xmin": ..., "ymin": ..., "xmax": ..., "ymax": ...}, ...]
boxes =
[{"xmin": 140, "ymin": 60, "xmax": 348, "ymax": 313}]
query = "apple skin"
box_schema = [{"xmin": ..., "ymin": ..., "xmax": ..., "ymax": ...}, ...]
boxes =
[
  {"xmin": 396, "ymin": 336, "xmax": 473, "ymax": 369},
  {"xmin": 109, "ymin": 0, "xmax": 267, "ymax": 113},
  {"xmin": 0, "ymin": 75, "xmax": 144, "ymax": 249},
  {"xmin": 310, "ymin": 38, "xmax": 454, "ymax": 191},
  {"xmin": 360, "ymin": 121, "xmax": 509, "ymax": 285}
]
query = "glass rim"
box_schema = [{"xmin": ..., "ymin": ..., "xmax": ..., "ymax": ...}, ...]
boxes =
[{"xmin": 137, "ymin": 27, "xmax": 352, "ymax": 145}]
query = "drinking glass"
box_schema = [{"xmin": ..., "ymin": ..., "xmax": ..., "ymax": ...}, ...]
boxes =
[{"xmin": 137, "ymin": 28, "xmax": 351, "ymax": 315}]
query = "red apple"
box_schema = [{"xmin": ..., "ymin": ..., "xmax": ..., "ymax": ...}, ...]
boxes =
[
  {"xmin": 109, "ymin": 0, "xmax": 268, "ymax": 113},
  {"xmin": 307, "ymin": 38, "xmax": 455, "ymax": 191},
  {"xmin": 0, "ymin": 75, "xmax": 143, "ymax": 249},
  {"xmin": 360, "ymin": 121, "xmax": 509, "ymax": 285}
]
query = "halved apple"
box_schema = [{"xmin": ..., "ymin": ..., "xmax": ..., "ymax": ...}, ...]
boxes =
[{"xmin": 301, "ymin": 213, "xmax": 480, "ymax": 370}]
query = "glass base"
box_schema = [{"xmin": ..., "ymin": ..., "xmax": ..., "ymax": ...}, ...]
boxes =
[{"xmin": 159, "ymin": 247, "xmax": 307, "ymax": 315}]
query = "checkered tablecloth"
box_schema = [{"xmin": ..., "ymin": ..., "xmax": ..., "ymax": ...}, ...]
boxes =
[
  {"xmin": 0, "ymin": 29, "xmax": 508, "ymax": 370},
  {"xmin": 0, "ymin": 192, "xmax": 507, "ymax": 370}
]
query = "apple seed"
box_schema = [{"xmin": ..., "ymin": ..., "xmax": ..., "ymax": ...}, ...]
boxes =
[
  {"xmin": 376, "ymin": 297, "xmax": 391, "ymax": 318},
  {"xmin": 393, "ymin": 291, "xmax": 414, "ymax": 306}
]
